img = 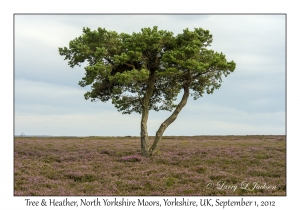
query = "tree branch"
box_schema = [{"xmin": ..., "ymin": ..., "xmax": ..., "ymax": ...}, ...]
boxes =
[
  {"xmin": 149, "ymin": 83, "xmax": 190, "ymax": 155},
  {"xmin": 124, "ymin": 63, "xmax": 135, "ymax": 69},
  {"xmin": 192, "ymin": 68, "xmax": 214, "ymax": 80}
]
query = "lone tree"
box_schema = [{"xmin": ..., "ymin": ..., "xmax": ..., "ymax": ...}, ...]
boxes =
[{"xmin": 59, "ymin": 26, "xmax": 236, "ymax": 157}]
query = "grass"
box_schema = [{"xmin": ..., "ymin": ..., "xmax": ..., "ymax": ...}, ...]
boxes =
[{"xmin": 14, "ymin": 135, "xmax": 286, "ymax": 196}]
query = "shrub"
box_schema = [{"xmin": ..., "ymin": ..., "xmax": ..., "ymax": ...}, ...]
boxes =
[{"xmin": 120, "ymin": 155, "xmax": 143, "ymax": 162}]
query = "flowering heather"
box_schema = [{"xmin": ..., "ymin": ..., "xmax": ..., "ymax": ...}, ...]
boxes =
[
  {"xmin": 14, "ymin": 135, "xmax": 286, "ymax": 196},
  {"xmin": 120, "ymin": 155, "xmax": 144, "ymax": 162}
]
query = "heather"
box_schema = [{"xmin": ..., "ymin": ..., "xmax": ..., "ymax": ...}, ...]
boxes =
[{"xmin": 14, "ymin": 135, "xmax": 286, "ymax": 196}]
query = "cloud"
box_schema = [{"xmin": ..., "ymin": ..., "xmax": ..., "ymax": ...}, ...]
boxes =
[
  {"xmin": 15, "ymin": 103, "xmax": 285, "ymax": 136},
  {"xmin": 140, "ymin": 102, "xmax": 285, "ymax": 136},
  {"xmin": 15, "ymin": 112, "xmax": 141, "ymax": 136},
  {"xmin": 15, "ymin": 79, "xmax": 115, "ymax": 114}
]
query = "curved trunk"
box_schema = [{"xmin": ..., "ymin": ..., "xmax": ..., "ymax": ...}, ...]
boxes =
[{"xmin": 149, "ymin": 85, "xmax": 190, "ymax": 155}]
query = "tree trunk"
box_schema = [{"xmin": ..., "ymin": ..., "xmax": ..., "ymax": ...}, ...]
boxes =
[
  {"xmin": 141, "ymin": 108, "xmax": 150, "ymax": 157},
  {"xmin": 149, "ymin": 85, "xmax": 190, "ymax": 156},
  {"xmin": 140, "ymin": 74, "xmax": 156, "ymax": 157}
]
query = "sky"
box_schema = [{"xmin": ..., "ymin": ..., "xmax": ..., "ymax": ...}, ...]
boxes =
[{"xmin": 14, "ymin": 14, "xmax": 286, "ymax": 136}]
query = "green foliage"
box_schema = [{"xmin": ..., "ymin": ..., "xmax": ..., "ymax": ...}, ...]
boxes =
[
  {"xmin": 166, "ymin": 177, "xmax": 178, "ymax": 187},
  {"xmin": 59, "ymin": 26, "xmax": 236, "ymax": 114}
]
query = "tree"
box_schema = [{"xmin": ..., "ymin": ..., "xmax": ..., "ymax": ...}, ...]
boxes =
[{"xmin": 59, "ymin": 26, "xmax": 236, "ymax": 157}]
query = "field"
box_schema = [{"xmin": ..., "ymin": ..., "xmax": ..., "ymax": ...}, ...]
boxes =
[{"xmin": 14, "ymin": 135, "xmax": 286, "ymax": 196}]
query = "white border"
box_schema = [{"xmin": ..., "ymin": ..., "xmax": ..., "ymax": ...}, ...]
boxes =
[{"xmin": 2, "ymin": 0, "xmax": 298, "ymax": 209}]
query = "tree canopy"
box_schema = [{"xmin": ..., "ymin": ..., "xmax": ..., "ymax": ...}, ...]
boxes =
[{"xmin": 59, "ymin": 26, "xmax": 236, "ymax": 156}]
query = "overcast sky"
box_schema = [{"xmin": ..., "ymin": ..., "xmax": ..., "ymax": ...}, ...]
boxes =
[{"xmin": 14, "ymin": 14, "xmax": 286, "ymax": 136}]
